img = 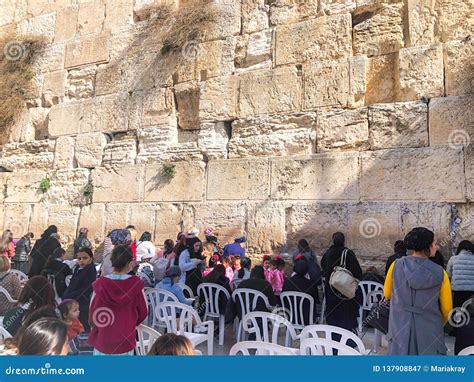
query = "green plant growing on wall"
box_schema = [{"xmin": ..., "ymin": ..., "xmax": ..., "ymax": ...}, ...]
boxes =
[
  {"xmin": 162, "ymin": 163, "xmax": 176, "ymax": 179},
  {"xmin": 83, "ymin": 182, "xmax": 94, "ymax": 204},
  {"xmin": 39, "ymin": 177, "xmax": 51, "ymax": 193}
]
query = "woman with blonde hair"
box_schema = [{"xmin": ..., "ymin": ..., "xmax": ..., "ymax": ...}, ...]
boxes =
[{"xmin": 0, "ymin": 230, "xmax": 15, "ymax": 259}]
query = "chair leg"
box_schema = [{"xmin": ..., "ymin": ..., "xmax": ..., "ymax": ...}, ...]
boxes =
[
  {"xmin": 218, "ymin": 315, "xmax": 225, "ymax": 346},
  {"xmin": 208, "ymin": 336, "xmax": 213, "ymax": 355},
  {"xmin": 284, "ymin": 330, "xmax": 291, "ymax": 347},
  {"xmin": 236, "ymin": 321, "xmax": 242, "ymax": 342},
  {"xmin": 374, "ymin": 329, "xmax": 381, "ymax": 353}
]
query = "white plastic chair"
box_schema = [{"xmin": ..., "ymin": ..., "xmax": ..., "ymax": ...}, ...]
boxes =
[
  {"xmin": 197, "ymin": 283, "xmax": 230, "ymax": 346},
  {"xmin": 0, "ymin": 287, "xmax": 18, "ymax": 304},
  {"xmin": 366, "ymin": 290, "xmax": 385, "ymax": 353},
  {"xmin": 137, "ymin": 271, "xmax": 152, "ymax": 287},
  {"xmin": 232, "ymin": 288, "xmax": 272, "ymax": 341},
  {"xmin": 181, "ymin": 284, "xmax": 194, "ymax": 299},
  {"xmin": 158, "ymin": 301, "xmax": 214, "ymax": 355},
  {"xmin": 458, "ymin": 345, "xmax": 474, "ymax": 355},
  {"xmin": 319, "ymin": 282, "xmax": 326, "ymax": 324},
  {"xmin": 136, "ymin": 324, "xmax": 161, "ymax": 355},
  {"xmin": 357, "ymin": 281, "xmax": 384, "ymax": 333},
  {"xmin": 300, "ymin": 338, "xmax": 362, "ymax": 355},
  {"xmin": 299, "ymin": 324, "xmax": 369, "ymax": 355},
  {"xmin": 0, "ymin": 326, "xmax": 12, "ymax": 340},
  {"xmin": 280, "ymin": 291, "xmax": 315, "ymax": 331},
  {"xmin": 10, "ymin": 269, "xmax": 28, "ymax": 283},
  {"xmin": 242, "ymin": 311, "xmax": 299, "ymax": 350},
  {"xmin": 145, "ymin": 288, "xmax": 178, "ymax": 329},
  {"xmin": 229, "ymin": 341, "xmax": 296, "ymax": 356}
]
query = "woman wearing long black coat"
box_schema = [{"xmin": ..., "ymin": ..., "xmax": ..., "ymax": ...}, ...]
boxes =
[
  {"xmin": 29, "ymin": 226, "xmax": 61, "ymax": 278},
  {"xmin": 321, "ymin": 232, "xmax": 362, "ymax": 332}
]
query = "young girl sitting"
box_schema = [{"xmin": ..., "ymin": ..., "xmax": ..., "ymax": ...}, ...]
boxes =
[
  {"xmin": 222, "ymin": 257, "xmax": 234, "ymax": 283},
  {"xmin": 88, "ymin": 244, "xmax": 148, "ymax": 355},
  {"xmin": 59, "ymin": 299, "xmax": 84, "ymax": 342}
]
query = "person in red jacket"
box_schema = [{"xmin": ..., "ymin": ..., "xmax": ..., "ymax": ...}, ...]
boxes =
[{"xmin": 88, "ymin": 244, "xmax": 147, "ymax": 355}]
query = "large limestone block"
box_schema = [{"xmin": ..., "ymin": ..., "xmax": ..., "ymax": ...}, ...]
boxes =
[
  {"xmin": 49, "ymin": 169, "xmax": 90, "ymax": 205},
  {"xmin": 48, "ymin": 102, "xmax": 82, "ymax": 137},
  {"xmin": 17, "ymin": 12, "xmax": 56, "ymax": 42},
  {"xmin": 3, "ymin": 204, "xmax": 31, "ymax": 239},
  {"xmin": 75, "ymin": 133, "xmax": 108, "ymax": 168},
  {"xmin": 466, "ymin": 145, "xmax": 474, "ymax": 201},
  {"xmin": 361, "ymin": 147, "xmax": 465, "ymax": 202},
  {"xmin": 429, "ymin": 96, "xmax": 474, "ymax": 146},
  {"xmin": 26, "ymin": 0, "xmax": 71, "ymax": 18},
  {"xmin": 275, "ymin": 14, "xmax": 352, "ymax": 66},
  {"xmin": 34, "ymin": 43, "xmax": 66, "ymax": 74},
  {"xmin": 154, "ymin": 203, "xmax": 184, "ymax": 244},
  {"xmin": 129, "ymin": 89, "xmax": 175, "ymax": 129},
  {"xmin": 79, "ymin": 93, "xmax": 129, "ymax": 134},
  {"xmin": 349, "ymin": 56, "xmax": 368, "ymax": 109},
  {"xmin": 200, "ymin": 75, "xmax": 238, "ymax": 121},
  {"xmin": 144, "ymin": 162, "xmax": 205, "ymax": 202},
  {"xmin": 137, "ymin": 126, "xmax": 177, "ymax": 164},
  {"xmin": 269, "ymin": 0, "xmax": 319, "ymax": 25},
  {"xmin": 129, "ymin": 204, "xmax": 156, "ymax": 236},
  {"xmin": 229, "ymin": 113, "xmax": 317, "ymax": 158},
  {"xmin": 54, "ymin": 136, "xmax": 75, "ymax": 169},
  {"xmin": 369, "ymin": 101, "xmax": 428, "ymax": 150},
  {"xmin": 457, "ymin": 203, "xmax": 474, "ymax": 240},
  {"xmin": 207, "ymin": 159, "xmax": 270, "ymax": 200},
  {"xmin": 104, "ymin": 203, "xmax": 129, "ymax": 233},
  {"xmin": 0, "ymin": 0, "xmax": 16, "ymax": 27},
  {"xmin": 67, "ymin": 66, "xmax": 97, "ymax": 100},
  {"xmin": 366, "ymin": 53, "xmax": 399, "ymax": 105},
  {"xmin": 79, "ymin": 204, "xmax": 106, "ymax": 241},
  {"xmin": 47, "ymin": 205, "xmax": 81, "ymax": 243},
  {"xmin": 317, "ymin": 108, "xmax": 369, "ymax": 152},
  {"xmin": 0, "ymin": 141, "xmax": 55, "ymax": 171},
  {"xmin": 271, "ymin": 153, "xmax": 360, "ymax": 200},
  {"xmin": 242, "ymin": 0, "xmax": 269, "ymax": 34},
  {"xmin": 193, "ymin": 202, "xmax": 247, "ymax": 244},
  {"xmin": 65, "ymin": 32, "xmax": 110, "ymax": 69},
  {"xmin": 174, "ymin": 81, "xmax": 200, "ymax": 130},
  {"xmin": 102, "ymin": 132, "xmax": 137, "ymax": 167},
  {"xmin": 42, "ymin": 70, "xmax": 67, "ymax": 107},
  {"xmin": 197, "ymin": 122, "xmax": 230, "ymax": 160},
  {"xmin": 235, "ymin": 30, "xmax": 272, "ymax": 71},
  {"xmin": 239, "ymin": 66, "xmax": 301, "ymax": 116},
  {"xmin": 247, "ymin": 202, "xmax": 285, "ymax": 251},
  {"xmin": 92, "ymin": 165, "xmax": 145, "ymax": 202},
  {"xmin": 353, "ymin": 3, "xmax": 404, "ymax": 56},
  {"xmin": 399, "ymin": 44, "xmax": 444, "ymax": 101},
  {"xmin": 104, "ymin": 0, "xmax": 134, "ymax": 32},
  {"xmin": 55, "ymin": 5, "xmax": 78, "ymax": 42},
  {"xmin": 77, "ymin": 0, "xmax": 105, "ymax": 35},
  {"xmin": 303, "ymin": 59, "xmax": 349, "ymax": 109},
  {"xmin": 405, "ymin": 0, "xmax": 436, "ymax": 47},
  {"xmin": 435, "ymin": 0, "xmax": 474, "ymax": 42},
  {"xmin": 444, "ymin": 39, "xmax": 474, "ymax": 97},
  {"xmin": 0, "ymin": 174, "xmax": 7, "ymax": 204},
  {"xmin": 28, "ymin": 204, "xmax": 49, "ymax": 239}
]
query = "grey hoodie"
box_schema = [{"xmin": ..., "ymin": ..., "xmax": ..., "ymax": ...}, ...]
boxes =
[{"xmin": 446, "ymin": 250, "xmax": 474, "ymax": 291}]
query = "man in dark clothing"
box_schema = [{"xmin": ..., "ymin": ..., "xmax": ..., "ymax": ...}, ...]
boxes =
[
  {"xmin": 29, "ymin": 226, "xmax": 61, "ymax": 278},
  {"xmin": 12, "ymin": 232, "xmax": 33, "ymax": 273},
  {"xmin": 385, "ymin": 240, "xmax": 407, "ymax": 275}
]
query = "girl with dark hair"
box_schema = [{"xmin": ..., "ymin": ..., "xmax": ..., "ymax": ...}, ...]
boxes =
[
  {"xmin": 202, "ymin": 264, "xmax": 232, "ymax": 312},
  {"xmin": 293, "ymin": 238, "xmax": 322, "ymax": 285},
  {"xmin": 266, "ymin": 256, "xmax": 286, "ymax": 294},
  {"xmin": 41, "ymin": 247, "xmax": 72, "ymax": 298},
  {"xmin": 237, "ymin": 266, "xmax": 277, "ymax": 314},
  {"xmin": 88, "ymin": 245, "xmax": 147, "ymax": 355},
  {"xmin": 3, "ymin": 276, "xmax": 56, "ymax": 336},
  {"xmin": 58, "ymin": 299, "xmax": 84, "ymax": 341},
  {"xmin": 17, "ymin": 318, "xmax": 68, "ymax": 355},
  {"xmin": 136, "ymin": 231, "xmax": 156, "ymax": 262},
  {"xmin": 63, "ymin": 247, "xmax": 97, "ymax": 331},
  {"xmin": 384, "ymin": 227, "xmax": 452, "ymax": 355},
  {"xmin": 321, "ymin": 232, "xmax": 362, "ymax": 332},
  {"xmin": 447, "ymin": 240, "xmax": 474, "ymax": 308},
  {"xmin": 385, "ymin": 240, "xmax": 407, "ymax": 275},
  {"xmin": 29, "ymin": 225, "xmax": 61, "ymax": 277},
  {"xmin": 179, "ymin": 241, "xmax": 205, "ymax": 295},
  {"xmin": 232, "ymin": 257, "xmax": 251, "ymax": 289}
]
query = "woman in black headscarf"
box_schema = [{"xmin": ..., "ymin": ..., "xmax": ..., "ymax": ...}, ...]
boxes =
[
  {"xmin": 29, "ymin": 225, "xmax": 61, "ymax": 278},
  {"xmin": 185, "ymin": 240, "xmax": 205, "ymax": 295},
  {"xmin": 321, "ymin": 232, "xmax": 362, "ymax": 332}
]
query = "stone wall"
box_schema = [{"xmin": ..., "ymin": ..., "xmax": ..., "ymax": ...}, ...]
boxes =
[{"xmin": 0, "ymin": 0, "xmax": 473, "ymax": 268}]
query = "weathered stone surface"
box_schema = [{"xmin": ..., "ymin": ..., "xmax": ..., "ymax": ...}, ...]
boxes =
[
  {"xmin": 144, "ymin": 162, "xmax": 205, "ymax": 202},
  {"xmin": 242, "ymin": 0, "xmax": 269, "ymax": 34},
  {"xmin": 405, "ymin": 0, "xmax": 436, "ymax": 47},
  {"xmin": 136, "ymin": 125, "xmax": 177, "ymax": 164},
  {"xmin": 353, "ymin": 3, "xmax": 404, "ymax": 56},
  {"xmin": 0, "ymin": 174, "xmax": 7, "ymax": 204},
  {"xmin": 26, "ymin": 0, "xmax": 70, "ymax": 18},
  {"xmin": 129, "ymin": 203, "xmax": 155, "ymax": 236},
  {"xmin": 80, "ymin": 93, "xmax": 129, "ymax": 134},
  {"xmin": 104, "ymin": 203, "xmax": 129, "ymax": 233},
  {"xmin": 92, "ymin": 165, "xmax": 144, "ymax": 202},
  {"xmin": 75, "ymin": 133, "xmax": 108, "ymax": 168},
  {"xmin": 399, "ymin": 44, "xmax": 444, "ymax": 101},
  {"xmin": 53, "ymin": 136, "xmax": 75, "ymax": 169},
  {"xmin": 17, "ymin": 12, "xmax": 56, "ymax": 42},
  {"xmin": 239, "ymin": 66, "xmax": 301, "ymax": 117},
  {"xmin": 29, "ymin": 107, "xmax": 49, "ymax": 140},
  {"xmin": 104, "ymin": 0, "xmax": 134, "ymax": 32},
  {"xmin": 229, "ymin": 113, "xmax": 317, "ymax": 158},
  {"xmin": 54, "ymin": 5, "xmax": 78, "ymax": 42},
  {"xmin": 102, "ymin": 132, "xmax": 137, "ymax": 166},
  {"xmin": 435, "ymin": 0, "xmax": 474, "ymax": 42},
  {"xmin": 275, "ymin": 14, "xmax": 352, "ymax": 66},
  {"xmin": 0, "ymin": 140, "xmax": 55, "ymax": 171},
  {"xmin": 429, "ymin": 96, "xmax": 474, "ymax": 146},
  {"xmin": 49, "ymin": 169, "xmax": 90, "ymax": 205},
  {"xmin": 0, "ymin": 0, "xmax": 16, "ymax": 27},
  {"xmin": 65, "ymin": 32, "xmax": 110, "ymax": 69},
  {"xmin": 28, "ymin": 204, "xmax": 49, "ymax": 239},
  {"xmin": 456, "ymin": 202, "xmax": 474, "ymax": 243},
  {"xmin": 247, "ymin": 202, "xmax": 285, "ymax": 251},
  {"xmin": 235, "ymin": 30, "xmax": 272, "ymax": 71},
  {"xmin": 366, "ymin": 53, "xmax": 399, "ymax": 104},
  {"xmin": 174, "ymin": 81, "xmax": 200, "ymax": 130},
  {"xmin": 78, "ymin": 203, "xmax": 106, "ymax": 240},
  {"xmin": 271, "ymin": 153, "xmax": 360, "ymax": 200},
  {"xmin": 444, "ymin": 38, "xmax": 474, "ymax": 97},
  {"xmin": 400, "ymin": 202, "xmax": 451, "ymax": 242},
  {"xmin": 269, "ymin": 0, "xmax": 319, "ymax": 25},
  {"xmin": 47, "ymin": 205, "xmax": 80, "ymax": 243},
  {"xmin": 129, "ymin": 89, "xmax": 175, "ymax": 129},
  {"xmin": 317, "ymin": 108, "xmax": 369, "ymax": 152},
  {"xmin": 466, "ymin": 145, "xmax": 474, "ymax": 201},
  {"xmin": 349, "ymin": 56, "xmax": 368, "ymax": 108},
  {"xmin": 34, "ymin": 43, "xmax": 66, "ymax": 73},
  {"xmin": 197, "ymin": 122, "xmax": 230, "ymax": 160},
  {"xmin": 5, "ymin": 170, "xmax": 45, "ymax": 203},
  {"xmin": 361, "ymin": 147, "xmax": 465, "ymax": 201},
  {"xmin": 42, "ymin": 70, "xmax": 67, "ymax": 106},
  {"xmin": 369, "ymin": 101, "xmax": 428, "ymax": 149},
  {"xmin": 199, "ymin": 75, "xmax": 238, "ymax": 121},
  {"xmin": 48, "ymin": 102, "xmax": 81, "ymax": 137},
  {"xmin": 154, "ymin": 203, "xmax": 184, "ymax": 244},
  {"xmin": 67, "ymin": 66, "xmax": 96, "ymax": 100},
  {"xmin": 303, "ymin": 59, "xmax": 349, "ymax": 109},
  {"xmin": 207, "ymin": 159, "xmax": 270, "ymax": 200},
  {"xmin": 77, "ymin": 0, "xmax": 105, "ymax": 35},
  {"xmin": 3, "ymin": 204, "xmax": 31, "ymax": 239}
]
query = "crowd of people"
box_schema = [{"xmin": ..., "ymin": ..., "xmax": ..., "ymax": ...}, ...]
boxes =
[{"xmin": 0, "ymin": 223, "xmax": 472, "ymax": 356}]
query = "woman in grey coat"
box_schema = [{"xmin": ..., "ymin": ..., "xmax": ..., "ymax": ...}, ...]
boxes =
[
  {"xmin": 384, "ymin": 227, "xmax": 452, "ymax": 355},
  {"xmin": 447, "ymin": 240, "xmax": 474, "ymax": 308}
]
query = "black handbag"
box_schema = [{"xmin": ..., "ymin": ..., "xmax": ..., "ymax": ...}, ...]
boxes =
[{"xmin": 364, "ymin": 298, "xmax": 390, "ymax": 335}]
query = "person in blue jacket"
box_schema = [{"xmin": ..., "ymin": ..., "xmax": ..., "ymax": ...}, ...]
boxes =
[{"xmin": 223, "ymin": 236, "xmax": 246, "ymax": 258}]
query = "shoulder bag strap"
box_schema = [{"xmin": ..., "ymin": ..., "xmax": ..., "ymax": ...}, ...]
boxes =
[{"xmin": 340, "ymin": 249, "xmax": 348, "ymax": 268}]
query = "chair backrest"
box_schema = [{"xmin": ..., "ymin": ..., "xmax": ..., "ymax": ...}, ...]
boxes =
[
  {"xmin": 137, "ymin": 271, "xmax": 152, "ymax": 287},
  {"xmin": 358, "ymin": 281, "xmax": 384, "ymax": 310},
  {"xmin": 0, "ymin": 287, "xmax": 18, "ymax": 304},
  {"xmin": 65, "ymin": 275, "xmax": 72, "ymax": 287},
  {"xmin": 154, "ymin": 288, "xmax": 180, "ymax": 304},
  {"xmin": 0, "ymin": 326, "xmax": 12, "ymax": 340},
  {"xmin": 145, "ymin": 288, "xmax": 178, "ymax": 326},
  {"xmin": 136, "ymin": 324, "xmax": 161, "ymax": 355},
  {"xmin": 10, "ymin": 270, "xmax": 28, "ymax": 283},
  {"xmin": 46, "ymin": 274, "xmax": 61, "ymax": 304},
  {"xmin": 280, "ymin": 291, "xmax": 315, "ymax": 328},
  {"xmin": 181, "ymin": 284, "xmax": 194, "ymax": 299},
  {"xmin": 157, "ymin": 301, "xmax": 201, "ymax": 334},
  {"xmin": 232, "ymin": 288, "xmax": 271, "ymax": 317},
  {"xmin": 197, "ymin": 283, "xmax": 230, "ymax": 317},
  {"xmin": 458, "ymin": 345, "xmax": 474, "ymax": 355},
  {"xmin": 230, "ymin": 341, "xmax": 296, "ymax": 356},
  {"xmin": 299, "ymin": 324, "xmax": 367, "ymax": 354},
  {"xmin": 232, "ymin": 278, "xmax": 244, "ymax": 290},
  {"xmin": 242, "ymin": 311, "xmax": 298, "ymax": 345},
  {"xmin": 300, "ymin": 338, "xmax": 362, "ymax": 355},
  {"xmin": 366, "ymin": 290, "xmax": 384, "ymax": 308}
]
